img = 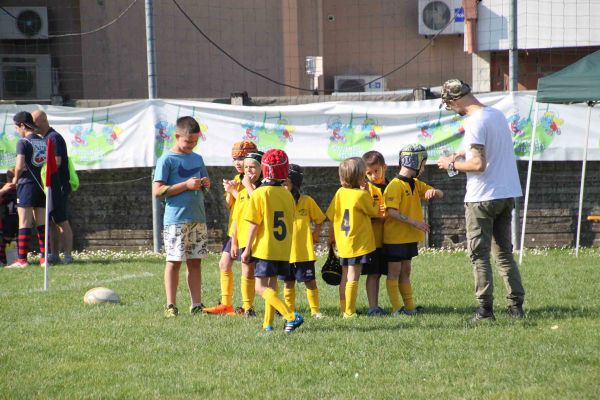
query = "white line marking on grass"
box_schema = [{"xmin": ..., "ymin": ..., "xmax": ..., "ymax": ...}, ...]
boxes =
[{"xmin": 0, "ymin": 272, "xmax": 155, "ymax": 297}]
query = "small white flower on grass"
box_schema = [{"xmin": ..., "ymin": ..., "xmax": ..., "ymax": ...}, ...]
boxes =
[
  {"xmin": 551, "ymin": 325, "xmax": 559, "ymax": 330},
  {"xmin": 354, "ymin": 373, "xmax": 359, "ymax": 379}
]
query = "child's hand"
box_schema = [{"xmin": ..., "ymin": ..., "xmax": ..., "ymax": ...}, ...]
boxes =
[
  {"xmin": 230, "ymin": 241, "xmax": 238, "ymax": 259},
  {"xmin": 200, "ymin": 177, "xmax": 211, "ymax": 189},
  {"xmin": 424, "ymin": 189, "xmax": 437, "ymax": 200},
  {"xmin": 411, "ymin": 219, "xmax": 430, "ymax": 233},
  {"xmin": 241, "ymin": 247, "xmax": 252, "ymax": 264},
  {"xmin": 186, "ymin": 177, "xmax": 202, "ymax": 191},
  {"xmin": 242, "ymin": 174, "xmax": 254, "ymax": 188},
  {"xmin": 223, "ymin": 179, "xmax": 235, "ymax": 193}
]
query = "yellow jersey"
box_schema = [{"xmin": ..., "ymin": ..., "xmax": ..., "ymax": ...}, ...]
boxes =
[
  {"xmin": 367, "ymin": 181, "xmax": 387, "ymax": 248},
  {"xmin": 290, "ymin": 194, "xmax": 326, "ymax": 263},
  {"xmin": 230, "ymin": 186, "xmax": 252, "ymax": 247},
  {"xmin": 325, "ymin": 187, "xmax": 379, "ymax": 258},
  {"xmin": 226, "ymin": 174, "xmax": 243, "ymax": 235},
  {"xmin": 383, "ymin": 176, "xmax": 433, "ymax": 244},
  {"xmin": 244, "ymin": 183, "xmax": 296, "ymax": 261}
]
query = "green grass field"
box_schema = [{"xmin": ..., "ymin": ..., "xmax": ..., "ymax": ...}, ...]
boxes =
[{"xmin": 1, "ymin": 249, "xmax": 599, "ymax": 399}]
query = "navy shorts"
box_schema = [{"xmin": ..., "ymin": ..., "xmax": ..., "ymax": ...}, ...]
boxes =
[
  {"xmin": 17, "ymin": 182, "xmax": 45, "ymax": 208},
  {"xmin": 254, "ymin": 258, "xmax": 290, "ymax": 277},
  {"xmin": 50, "ymin": 190, "xmax": 69, "ymax": 224},
  {"xmin": 340, "ymin": 253, "xmax": 370, "ymax": 266},
  {"xmin": 384, "ymin": 242, "xmax": 419, "ymax": 262},
  {"xmin": 278, "ymin": 261, "xmax": 316, "ymax": 282},
  {"xmin": 221, "ymin": 236, "xmax": 232, "ymax": 253},
  {"xmin": 361, "ymin": 248, "xmax": 388, "ymax": 275}
]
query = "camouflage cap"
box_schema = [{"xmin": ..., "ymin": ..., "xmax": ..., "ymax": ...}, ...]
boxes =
[{"xmin": 440, "ymin": 79, "xmax": 471, "ymax": 109}]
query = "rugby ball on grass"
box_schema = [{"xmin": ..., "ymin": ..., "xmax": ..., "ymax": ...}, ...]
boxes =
[{"xmin": 84, "ymin": 287, "xmax": 120, "ymax": 305}]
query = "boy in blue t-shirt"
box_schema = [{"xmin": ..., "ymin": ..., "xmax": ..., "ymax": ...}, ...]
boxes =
[{"xmin": 153, "ymin": 116, "xmax": 211, "ymax": 317}]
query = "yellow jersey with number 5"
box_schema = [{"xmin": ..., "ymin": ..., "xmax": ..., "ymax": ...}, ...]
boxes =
[
  {"xmin": 244, "ymin": 183, "xmax": 295, "ymax": 261},
  {"xmin": 326, "ymin": 187, "xmax": 379, "ymax": 258}
]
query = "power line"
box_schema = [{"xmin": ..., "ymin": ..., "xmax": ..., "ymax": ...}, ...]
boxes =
[
  {"xmin": 0, "ymin": 0, "xmax": 138, "ymax": 39},
  {"xmin": 172, "ymin": 0, "xmax": 457, "ymax": 93}
]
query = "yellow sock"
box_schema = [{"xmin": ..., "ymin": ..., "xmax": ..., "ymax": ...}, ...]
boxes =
[
  {"xmin": 220, "ymin": 271, "xmax": 234, "ymax": 306},
  {"xmin": 386, "ymin": 279, "xmax": 401, "ymax": 311},
  {"xmin": 249, "ymin": 278, "xmax": 256, "ymax": 309},
  {"xmin": 306, "ymin": 288, "xmax": 320, "ymax": 315},
  {"xmin": 263, "ymin": 304, "xmax": 275, "ymax": 329},
  {"xmin": 241, "ymin": 276, "xmax": 255, "ymax": 311},
  {"xmin": 399, "ymin": 282, "xmax": 415, "ymax": 311},
  {"xmin": 283, "ymin": 287, "xmax": 296, "ymax": 313},
  {"xmin": 345, "ymin": 280, "xmax": 359, "ymax": 315},
  {"xmin": 262, "ymin": 287, "xmax": 294, "ymax": 321}
]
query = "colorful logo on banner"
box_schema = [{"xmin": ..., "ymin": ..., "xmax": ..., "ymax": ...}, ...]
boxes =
[
  {"xmin": 240, "ymin": 112, "xmax": 295, "ymax": 151},
  {"xmin": 154, "ymin": 108, "xmax": 208, "ymax": 159},
  {"xmin": 326, "ymin": 113, "xmax": 381, "ymax": 161},
  {"xmin": 69, "ymin": 109, "xmax": 125, "ymax": 165},
  {"xmin": 0, "ymin": 113, "xmax": 19, "ymax": 169},
  {"xmin": 510, "ymin": 104, "xmax": 564, "ymax": 156},
  {"xmin": 415, "ymin": 112, "xmax": 466, "ymax": 159}
]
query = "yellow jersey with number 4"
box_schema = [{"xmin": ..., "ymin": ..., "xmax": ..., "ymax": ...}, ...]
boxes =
[
  {"xmin": 244, "ymin": 184, "xmax": 296, "ymax": 261},
  {"xmin": 326, "ymin": 187, "xmax": 379, "ymax": 258},
  {"xmin": 290, "ymin": 194, "xmax": 326, "ymax": 263}
]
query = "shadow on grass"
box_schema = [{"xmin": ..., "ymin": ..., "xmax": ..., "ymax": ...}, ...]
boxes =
[{"xmin": 525, "ymin": 305, "xmax": 600, "ymax": 319}]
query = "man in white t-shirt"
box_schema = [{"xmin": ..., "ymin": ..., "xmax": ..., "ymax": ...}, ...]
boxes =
[{"xmin": 437, "ymin": 79, "xmax": 525, "ymax": 322}]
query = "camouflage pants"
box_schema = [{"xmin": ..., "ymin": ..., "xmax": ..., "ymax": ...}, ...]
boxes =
[{"xmin": 465, "ymin": 198, "xmax": 525, "ymax": 309}]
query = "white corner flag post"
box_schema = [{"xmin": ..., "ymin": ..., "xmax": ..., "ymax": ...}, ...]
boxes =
[
  {"xmin": 43, "ymin": 140, "xmax": 55, "ymax": 291},
  {"xmin": 44, "ymin": 182, "xmax": 50, "ymax": 291}
]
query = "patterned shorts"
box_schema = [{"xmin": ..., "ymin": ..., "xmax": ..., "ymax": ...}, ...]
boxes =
[{"xmin": 163, "ymin": 223, "xmax": 209, "ymax": 262}]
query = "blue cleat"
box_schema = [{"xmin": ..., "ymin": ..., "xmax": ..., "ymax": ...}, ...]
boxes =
[
  {"xmin": 283, "ymin": 312, "xmax": 304, "ymax": 333},
  {"xmin": 264, "ymin": 325, "xmax": 274, "ymax": 332}
]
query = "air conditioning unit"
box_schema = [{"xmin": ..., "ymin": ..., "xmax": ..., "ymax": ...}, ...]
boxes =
[
  {"xmin": 0, "ymin": 54, "xmax": 51, "ymax": 100},
  {"xmin": 418, "ymin": 0, "xmax": 464, "ymax": 36},
  {"xmin": 0, "ymin": 7, "xmax": 48, "ymax": 39},
  {"xmin": 334, "ymin": 75, "xmax": 386, "ymax": 93}
]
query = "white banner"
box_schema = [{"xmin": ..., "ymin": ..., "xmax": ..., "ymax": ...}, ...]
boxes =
[{"xmin": 1, "ymin": 92, "xmax": 599, "ymax": 171}]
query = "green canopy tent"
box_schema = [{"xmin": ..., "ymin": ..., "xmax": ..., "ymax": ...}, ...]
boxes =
[{"xmin": 519, "ymin": 50, "xmax": 600, "ymax": 262}]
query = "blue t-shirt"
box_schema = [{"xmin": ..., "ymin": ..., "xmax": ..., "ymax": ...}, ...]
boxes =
[
  {"xmin": 154, "ymin": 151, "xmax": 209, "ymax": 225},
  {"xmin": 16, "ymin": 134, "xmax": 47, "ymax": 185},
  {"xmin": 45, "ymin": 127, "xmax": 70, "ymax": 194}
]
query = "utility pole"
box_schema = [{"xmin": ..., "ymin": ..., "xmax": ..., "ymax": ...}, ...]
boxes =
[
  {"xmin": 145, "ymin": 0, "xmax": 161, "ymax": 253},
  {"xmin": 509, "ymin": 0, "xmax": 520, "ymax": 250}
]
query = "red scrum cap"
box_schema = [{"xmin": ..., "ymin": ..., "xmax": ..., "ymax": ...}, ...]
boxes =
[{"xmin": 261, "ymin": 149, "xmax": 289, "ymax": 180}]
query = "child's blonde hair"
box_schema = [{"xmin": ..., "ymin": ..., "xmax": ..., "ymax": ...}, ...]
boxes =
[{"xmin": 339, "ymin": 157, "xmax": 366, "ymax": 189}]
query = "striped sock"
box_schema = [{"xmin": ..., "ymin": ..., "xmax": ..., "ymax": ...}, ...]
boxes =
[
  {"xmin": 36, "ymin": 225, "xmax": 46, "ymax": 259},
  {"xmin": 17, "ymin": 228, "xmax": 31, "ymax": 263}
]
